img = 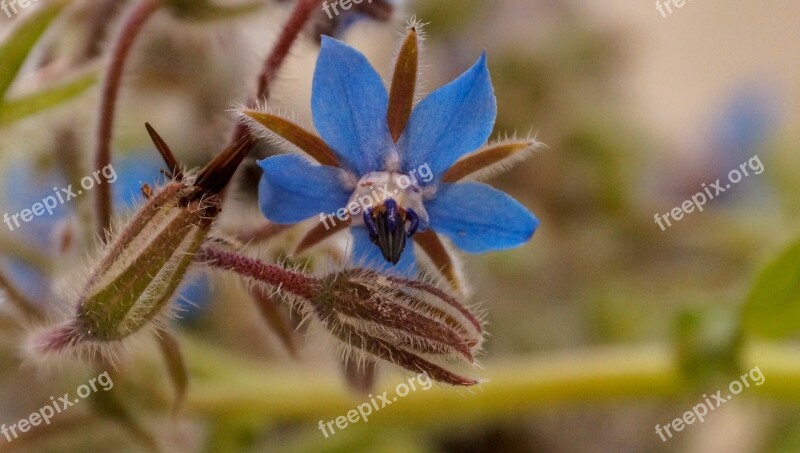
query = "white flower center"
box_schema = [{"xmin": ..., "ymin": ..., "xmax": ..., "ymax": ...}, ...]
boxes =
[{"xmin": 348, "ymin": 171, "xmax": 429, "ymax": 228}]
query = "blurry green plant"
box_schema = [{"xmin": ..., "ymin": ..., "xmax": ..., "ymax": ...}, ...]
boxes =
[
  {"xmin": 1, "ymin": 0, "xmax": 799, "ymax": 451},
  {"xmin": 742, "ymin": 236, "xmax": 800, "ymax": 339},
  {"xmin": 0, "ymin": 0, "xmax": 490, "ymax": 449},
  {"xmin": 0, "ymin": 0, "xmax": 97, "ymax": 128}
]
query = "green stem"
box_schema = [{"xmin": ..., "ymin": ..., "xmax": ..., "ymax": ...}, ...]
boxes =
[{"xmin": 158, "ymin": 338, "xmax": 799, "ymax": 425}]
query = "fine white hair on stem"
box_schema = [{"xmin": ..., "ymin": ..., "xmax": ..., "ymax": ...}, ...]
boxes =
[
  {"xmin": 450, "ymin": 133, "xmax": 546, "ymax": 183},
  {"xmin": 231, "ymin": 101, "xmax": 315, "ymax": 154}
]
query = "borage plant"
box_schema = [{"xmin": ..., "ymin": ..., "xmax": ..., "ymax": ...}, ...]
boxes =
[
  {"xmin": 240, "ymin": 24, "xmax": 540, "ymax": 290},
  {"xmin": 0, "ymin": 0, "xmax": 539, "ymax": 446}
]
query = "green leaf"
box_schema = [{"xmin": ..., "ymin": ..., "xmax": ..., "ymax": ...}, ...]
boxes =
[
  {"xmin": 0, "ymin": 0, "xmax": 71, "ymax": 99},
  {"xmin": 0, "ymin": 70, "xmax": 97, "ymax": 126},
  {"xmin": 741, "ymin": 236, "xmax": 800, "ymax": 338}
]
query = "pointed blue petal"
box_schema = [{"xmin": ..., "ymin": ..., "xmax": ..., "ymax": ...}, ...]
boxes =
[
  {"xmin": 350, "ymin": 226, "xmax": 417, "ymax": 276},
  {"xmin": 426, "ymin": 182, "xmax": 537, "ymax": 253},
  {"xmin": 312, "ymin": 36, "xmax": 394, "ymax": 174},
  {"xmin": 398, "ymin": 53, "xmax": 496, "ymax": 182},
  {"xmin": 258, "ymin": 154, "xmax": 351, "ymax": 224}
]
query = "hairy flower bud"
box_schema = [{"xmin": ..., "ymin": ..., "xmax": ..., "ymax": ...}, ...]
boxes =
[
  {"xmin": 311, "ymin": 270, "xmax": 484, "ymax": 386},
  {"xmin": 199, "ymin": 246, "xmax": 484, "ymax": 386},
  {"xmin": 36, "ymin": 135, "xmax": 251, "ymax": 357}
]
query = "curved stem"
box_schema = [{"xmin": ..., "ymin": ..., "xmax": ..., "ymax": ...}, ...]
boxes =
[
  {"xmin": 94, "ymin": 0, "xmax": 162, "ymax": 242},
  {"xmin": 256, "ymin": 0, "xmax": 321, "ymax": 101},
  {"xmin": 229, "ymin": 0, "xmax": 324, "ymax": 144}
]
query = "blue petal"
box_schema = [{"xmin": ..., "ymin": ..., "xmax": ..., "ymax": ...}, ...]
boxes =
[
  {"xmin": 312, "ymin": 36, "xmax": 394, "ymax": 174},
  {"xmin": 1, "ymin": 259, "xmax": 50, "ymax": 309},
  {"xmin": 2, "ymin": 160, "xmax": 67, "ymax": 249},
  {"xmin": 113, "ymin": 154, "xmax": 168, "ymax": 210},
  {"xmin": 350, "ymin": 226, "xmax": 417, "ymax": 276},
  {"xmin": 426, "ymin": 182, "xmax": 537, "ymax": 253},
  {"xmin": 398, "ymin": 53, "xmax": 496, "ymax": 182},
  {"xmin": 258, "ymin": 154, "xmax": 351, "ymax": 224},
  {"xmin": 174, "ymin": 274, "xmax": 213, "ymax": 323}
]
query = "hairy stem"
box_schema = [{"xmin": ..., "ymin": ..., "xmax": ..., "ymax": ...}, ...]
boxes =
[
  {"xmin": 256, "ymin": 0, "xmax": 321, "ymax": 100},
  {"xmin": 229, "ymin": 0, "xmax": 324, "ymax": 144},
  {"xmin": 198, "ymin": 246, "xmax": 318, "ymax": 300},
  {"xmin": 94, "ymin": 0, "xmax": 162, "ymax": 242}
]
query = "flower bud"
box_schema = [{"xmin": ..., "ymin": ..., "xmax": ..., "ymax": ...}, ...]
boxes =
[
  {"xmin": 199, "ymin": 246, "xmax": 484, "ymax": 386},
  {"xmin": 312, "ymin": 269, "xmax": 484, "ymax": 386},
  {"xmin": 36, "ymin": 136, "xmax": 251, "ymax": 356}
]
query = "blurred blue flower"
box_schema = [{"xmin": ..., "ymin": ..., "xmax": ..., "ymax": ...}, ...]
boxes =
[
  {"xmin": 256, "ymin": 36, "xmax": 538, "ymax": 276},
  {"xmin": 316, "ymin": 0, "xmax": 397, "ymax": 39},
  {"xmin": 712, "ymin": 83, "xmax": 777, "ymax": 167},
  {"xmin": 1, "ymin": 153, "xmax": 212, "ymax": 318}
]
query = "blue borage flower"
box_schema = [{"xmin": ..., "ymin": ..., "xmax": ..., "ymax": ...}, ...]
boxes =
[{"xmin": 240, "ymin": 24, "xmax": 539, "ymax": 287}]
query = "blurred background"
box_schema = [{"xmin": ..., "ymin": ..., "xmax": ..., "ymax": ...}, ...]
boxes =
[{"xmin": 1, "ymin": 0, "xmax": 800, "ymax": 451}]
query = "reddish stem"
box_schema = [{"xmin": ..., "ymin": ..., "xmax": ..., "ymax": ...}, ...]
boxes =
[
  {"xmin": 257, "ymin": 0, "xmax": 321, "ymax": 100},
  {"xmin": 94, "ymin": 0, "xmax": 162, "ymax": 242},
  {"xmin": 230, "ymin": 0, "xmax": 323, "ymax": 144},
  {"xmin": 198, "ymin": 246, "xmax": 318, "ymax": 300}
]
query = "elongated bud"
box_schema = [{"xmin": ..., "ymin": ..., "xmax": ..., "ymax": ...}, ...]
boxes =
[
  {"xmin": 199, "ymin": 246, "xmax": 484, "ymax": 386},
  {"xmin": 35, "ymin": 136, "xmax": 251, "ymax": 356},
  {"xmin": 315, "ymin": 270, "xmax": 481, "ymax": 363}
]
